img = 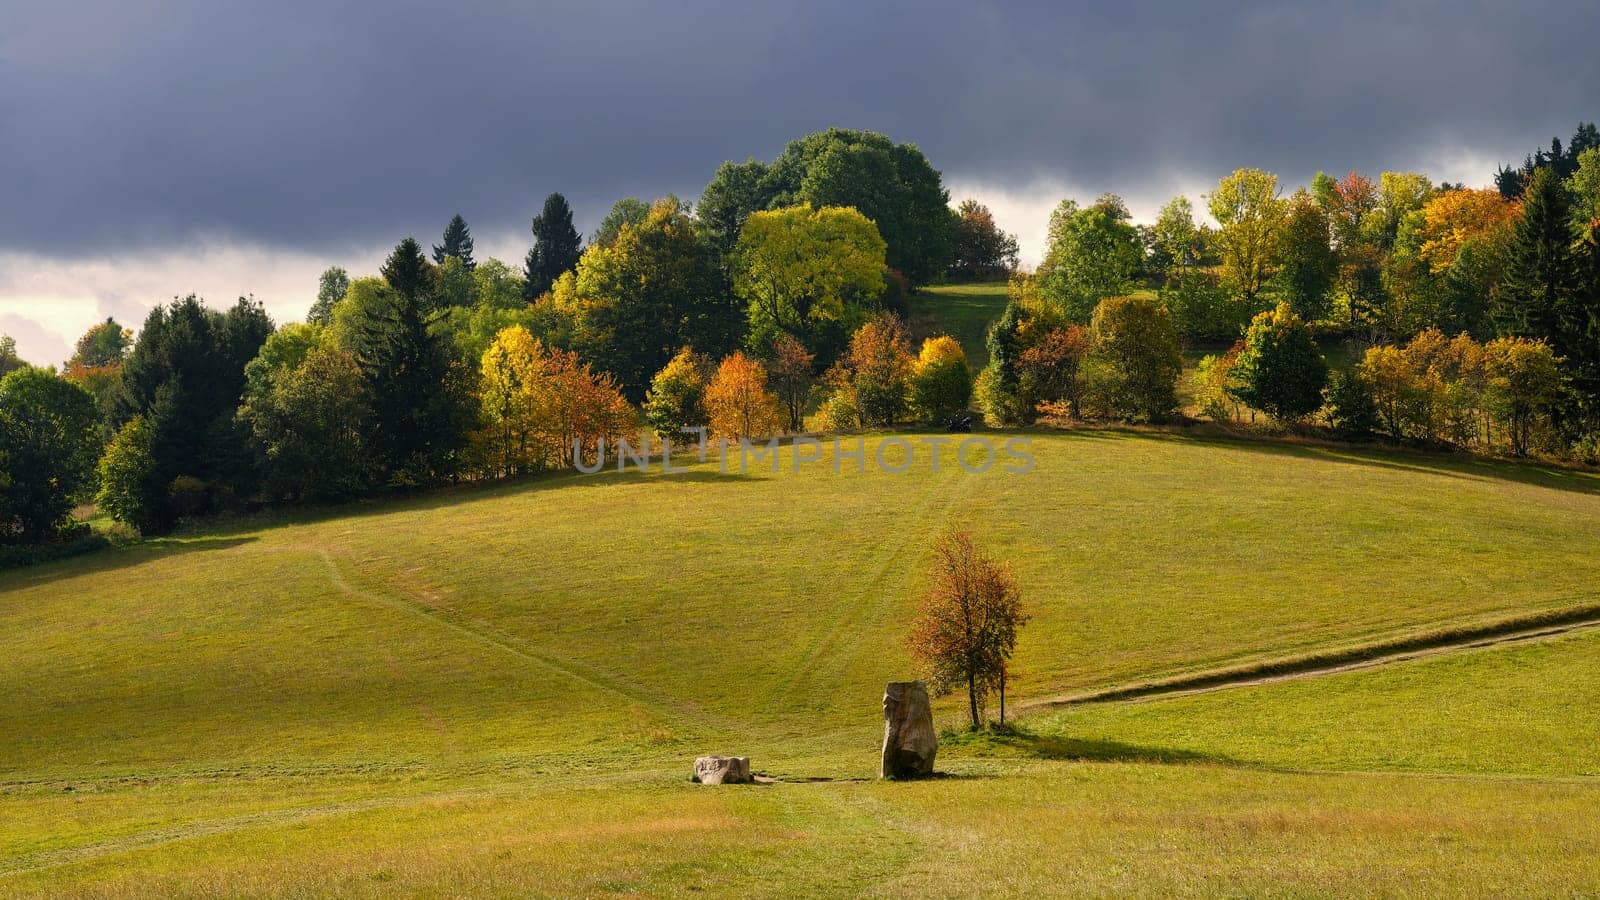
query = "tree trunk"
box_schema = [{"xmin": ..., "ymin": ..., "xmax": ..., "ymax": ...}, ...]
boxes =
[
  {"xmin": 999, "ymin": 669, "xmax": 1006, "ymax": 726},
  {"xmin": 967, "ymin": 670, "xmax": 979, "ymax": 729}
]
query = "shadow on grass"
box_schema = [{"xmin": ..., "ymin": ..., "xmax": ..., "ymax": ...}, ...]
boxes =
[
  {"xmin": 941, "ymin": 725, "xmax": 1241, "ymax": 767},
  {"xmin": 189, "ymin": 466, "xmax": 761, "ymax": 540},
  {"xmin": 0, "ymin": 535, "xmax": 259, "ymax": 586},
  {"xmin": 1052, "ymin": 423, "xmax": 1600, "ymax": 497}
]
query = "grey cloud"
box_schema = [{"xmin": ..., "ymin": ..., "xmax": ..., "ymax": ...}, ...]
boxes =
[{"xmin": 2, "ymin": 0, "xmax": 1597, "ymax": 260}]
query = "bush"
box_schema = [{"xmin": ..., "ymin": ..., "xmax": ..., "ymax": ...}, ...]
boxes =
[
  {"xmin": 643, "ymin": 348, "xmax": 712, "ymax": 441},
  {"xmin": 1085, "ymin": 295, "xmax": 1183, "ymax": 422},
  {"xmin": 0, "ymin": 528, "xmax": 111, "ymax": 570},
  {"xmin": 97, "ymin": 416, "xmax": 166, "ymax": 535},
  {"xmin": 704, "ymin": 352, "xmax": 782, "ymax": 440},
  {"xmin": 1324, "ymin": 369, "xmax": 1380, "ymax": 440},
  {"xmin": 818, "ymin": 391, "xmax": 861, "ymax": 432},
  {"xmin": 1229, "ymin": 302, "xmax": 1328, "ymax": 423},
  {"xmin": 909, "ymin": 336, "xmax": 973, "ymax": 424},
  {"xmin": 1192, "ymin": 345, "xmax": 1244, "ymax": 423},
  {"xmin": 824, "ymin": 313, "xmax": 914, "ymax": 427}
]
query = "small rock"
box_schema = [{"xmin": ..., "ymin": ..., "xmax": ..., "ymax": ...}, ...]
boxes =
[
  {"xmin": 693, "ymin": 755, "xmax": 752, "ymax": 784},
  {"xmin": 881, "ymin": 680, "xmax": 937, "ymax": 779}
]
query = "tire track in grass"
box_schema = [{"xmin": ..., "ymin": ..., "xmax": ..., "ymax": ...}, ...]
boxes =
[
  {"xmin": 769, "ymin": 450, "xmax": 982, "ymax": 704},
  {"xmin": 307, "ymin": 548, "xmax": 743, "ymax": 734}
]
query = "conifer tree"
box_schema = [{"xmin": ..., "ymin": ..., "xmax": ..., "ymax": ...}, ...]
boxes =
[
  {"xmin": 1495, "ymin": 167, "xmax": 1577, "ymax": 345},
  {"xmin": 432, "ymin": 214, "xmax": 475, "ymax": 269},
  {"xmin": 524, "ymin": 193, "xmax": 583, "ymax": 300}
]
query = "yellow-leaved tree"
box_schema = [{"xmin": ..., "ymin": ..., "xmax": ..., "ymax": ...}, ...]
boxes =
[
  {"xmin": 479, "ymin": 325, "xmax": 550, "ymax": 477},
  {"xmin": 704, "ymin": 351, "xmax": 782, "ymax": 441},
  {"xmin": 476, "ymin": 325, "xmax": 636, "ymax": 473},
  {"xmin": 733, "ymin": 204, "xmax": 887, "ymax": 344}
]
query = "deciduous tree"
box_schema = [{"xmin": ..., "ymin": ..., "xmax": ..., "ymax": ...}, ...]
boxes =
[
  {"xmin": 733, "ymin": 204, "xmax": 886, "ymax": 345},
  {"xmin": 0, "ymin": 368, "xmax": 101, "ymax": 543},
  {"xmin": 949, "ymin": 200, "xmax": 1019, "ymax": 280},
  {"xmin": 1085, "ymin": 294, "xmax": 1183, "ymax": 423},
  {"xmin": 1228, "ymin": 302, "xmax": 1328, "ymax": 423},
  {"xmin": 704, "ymin": 351, "xmax": 782, "ymax": 440},
  {"xmin": 1207, "ymin": 168, "xmax": 1287, "ymax": 305},
  {"xmin": 909, "ymin": 529, "xmax": 1027, "ymax": 729}
]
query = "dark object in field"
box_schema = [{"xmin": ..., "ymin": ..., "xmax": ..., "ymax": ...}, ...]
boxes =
[
  {"xmin": 881, "ymin": 681, "xmax": 937, "ymax": 779},
  {"xmin": 947, "ymin": 414, "xmax": 972, "ymax": 433},
  {"xmin": 692, "ymin": 755, "xmax": 752, "ymax": 784}
]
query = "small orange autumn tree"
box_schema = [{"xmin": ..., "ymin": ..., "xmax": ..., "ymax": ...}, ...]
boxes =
[
  {"xmin": 704, "ymin": 351, "xmax": 782, "ymax": 441},
  {"xmin": 909, "ymin": 529, "xmax": 1028, "ymax": 730}
]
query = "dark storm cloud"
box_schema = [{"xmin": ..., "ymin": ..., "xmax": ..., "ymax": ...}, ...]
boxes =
[{"xmin": 2, "ymin": 0, "xmax": 1597, "ymax": 256}]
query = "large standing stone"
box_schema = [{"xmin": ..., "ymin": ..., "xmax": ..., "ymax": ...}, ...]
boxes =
[
  {"xmin": 693, "ymin": 755, "xmax": 752, "ymax": 784},
  {"xmin": 881, "ymin": 680, "xmax": 937, "ymax": 779}
]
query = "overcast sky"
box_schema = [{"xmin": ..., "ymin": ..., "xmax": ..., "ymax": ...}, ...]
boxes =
[{"xmin": 3, "ymin": 0, "xmax": 1597, "ymax": 364}]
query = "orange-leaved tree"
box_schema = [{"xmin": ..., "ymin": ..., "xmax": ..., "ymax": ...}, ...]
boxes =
[
  {"xmin": 909, "ymin": 529, "xmax": 1028, "ymax": 729},
  {"xmin": 704, "ymin": 351, "xmax": 782, "ymax": 441}
]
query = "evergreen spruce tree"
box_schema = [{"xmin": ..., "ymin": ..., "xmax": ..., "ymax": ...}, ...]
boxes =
[
  {"xmin": 1495, "ymin": 167, "xmax": 1578, "ymax": 345},
  {"xmin": 431, "ymin": 214, "xmax": 475, "ymax": 269},
  {"xmin": 350, "ymin": 238, "xmax": 471, "ymax": 483},
  {"xmin": 524, "ymin": 193, "xmax": 583, "ymax": 301}
]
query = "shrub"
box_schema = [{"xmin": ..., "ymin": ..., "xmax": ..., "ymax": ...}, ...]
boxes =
[
  {"xmin": 1016, "ymin": 325, "xmax": 1092, "ymax": 419},
  {"xmin": 1085, "ymin": 294, "xmax": 1183, "ymax": 422},
  {"xmin": 643, "ymin": 348, "xmax": 712, "ymax": 441},
  {"xmin": 1228, "ymin": 302, "xmax": 1329, "ymax": 423},
  {"xmin": 825, "ymin": 313, "xmax": 915, "ymax": 427},
  {"xmin": 909, "ymin": 336, "xmax": 973, "ymax": 424},
  {"xmin": 1324, "ymin": 369, "xmax": 1379, "ymax": 440},
  {"xmin": 1192, "ymin": 344, "xmax": 1244, "ymax": 423},
  {"xmin": 97, "ymin": 416, "xmax": 165, "ymax": 535}
]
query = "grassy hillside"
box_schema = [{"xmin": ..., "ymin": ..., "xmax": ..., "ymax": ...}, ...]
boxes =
[
  {"xmin": 4, "ymin": 431, "xmax": 1600, "ymax": 893},
  {"xmin": 905, "ymin": 282, "xmax": 1010, "ymax": 366}
]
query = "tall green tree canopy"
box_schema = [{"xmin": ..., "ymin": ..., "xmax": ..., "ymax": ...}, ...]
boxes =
[
  {"xmin": 591, "ymin": 197, "xmax": 652, "ymax": 248},
  {"xmin": 308, "ymin": 267, "xmax": 350, "ymax": 325},
  {"xmin": 732, "ymin": 204, "xmax": 887, "ymax": 349},
  {"xmin": 1037, "ymin": 195, "xmax": 1142, "ymax": 322},
  {"xmin": 0, "ymin": 335, "xmax": 23, "ymax": 378},
  {"xmin": 552, "ymin": 199, "xmax": 742, "ymax": 400},
  {"xmin": 1276, "ymin": 190, "xmax": 1337, "ymax": 321},
  {"xmin": 0, "ymin": 367, "xmax": 101, "ymax": 543},
  {"xmin": 109, "ymin": 295, "xmax": 273, "ymax": 529},
  {"xmin": 1208, "ymin": 168, "xmax": 1287, "ymax": 304},
  {"xmin": 698, "ymin": 159, "xmax": 774, "ymax": 257},
  {"xmin": 758, "ymin": 128, "xmax": 953, "ymax": 285},
  {"xmin": 1496, "ymin": 166, "xmax": 1578, "ymax": 345},
  {"xmin": 67, "ymin": 318, "xmax": 132, "ymax": 368},
  {"xmin": 525, "ymin": 193, "xmax": 583, "ymax": 300}
]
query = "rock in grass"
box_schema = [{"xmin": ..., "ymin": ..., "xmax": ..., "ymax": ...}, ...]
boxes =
[
  {"xmin": 881, "ymin": 680, "xmax": 937, "ymax": 779},
  {"xmin": 693, "ymin": 755, "xmax": 752, "ymax": 784}
]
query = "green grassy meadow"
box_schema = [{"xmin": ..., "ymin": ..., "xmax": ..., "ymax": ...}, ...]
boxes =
[
  {"xmin": 5, "ymin": 426, "xmax": 1600, "ymax": 894},
  {"xmin": 905, "ymin": 282, "xmax": 1010, "ymax": 367}
]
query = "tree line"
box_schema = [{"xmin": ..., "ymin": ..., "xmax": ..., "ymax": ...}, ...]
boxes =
[
  {"xmin": 973, "ymin": 121, "xmax": 1600, "ymax": 463},
  {"xmin": 5, "ymin": 122, "xmax": 1599, "ymax": 549}
]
